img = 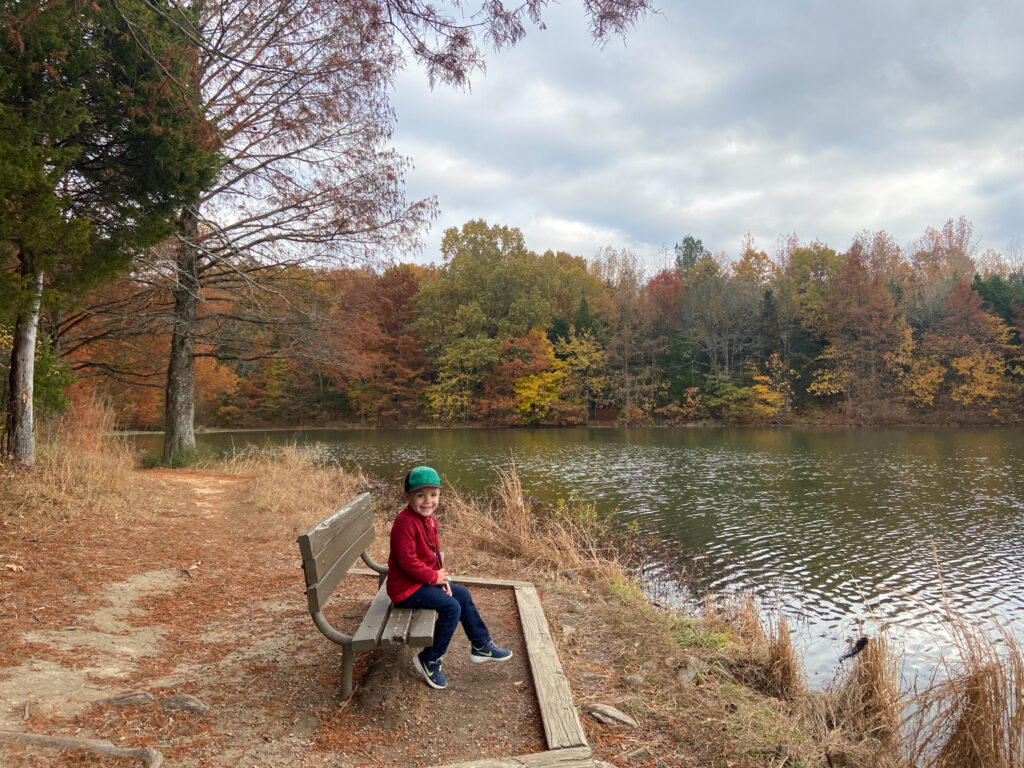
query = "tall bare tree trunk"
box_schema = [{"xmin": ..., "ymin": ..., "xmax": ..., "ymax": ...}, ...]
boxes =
[
  {"xmin": 162, "ymin": 206, "xmax": 200, "ymax": 462},
  {"xmin": 4, "ymin": 252, "xmax": 43, "ymax": 467}
]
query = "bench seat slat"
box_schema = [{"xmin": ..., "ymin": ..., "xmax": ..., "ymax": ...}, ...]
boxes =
[
  {"xmin": 383, "ymin": 607, "xmax": 413, "ymax": 644},
  {"xmin": 351, "ymin": 583, "xmax": 394, "ymax": 651},
  {"xmin": 407, "ymin": 608, "xmax": 436, "ymax": 647}
]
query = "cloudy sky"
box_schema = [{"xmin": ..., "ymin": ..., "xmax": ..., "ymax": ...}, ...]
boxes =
[{"xmin": 389, "ymin": 1, "xmax": 1023, "ymax": 269}]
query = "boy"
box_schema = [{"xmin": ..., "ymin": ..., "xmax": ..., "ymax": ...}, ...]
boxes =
[{"xmin": 387, "ymin": 466, "xmax": 512, "ymax": 689}]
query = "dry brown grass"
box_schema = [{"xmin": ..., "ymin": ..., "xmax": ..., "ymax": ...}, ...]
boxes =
[
  {"xmin": 1, "ymin": 396, "xmax": 144, "ymax": 524},
  {"xmin": 904, "ymin": 619, "xmax": 1024, "ymax": 768},
  {"xmin": 440, "ymin": 460, "xmax": 628, "ymax": 583},
  {"xmin": 765, "ymin": 615, "xmax": 805, "ymax": 700},
  {"xmin": 820, "ymin": 632, "xmax": 904, "ymax": 767},
  {"xmin": 210, "ymin": 444, "xmax": 366, "ymax": 536}
]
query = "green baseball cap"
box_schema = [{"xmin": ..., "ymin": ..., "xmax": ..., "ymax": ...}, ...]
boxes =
[{"xmin": 404, "ymin": 466, "xmax": 442, "ymax": 492}]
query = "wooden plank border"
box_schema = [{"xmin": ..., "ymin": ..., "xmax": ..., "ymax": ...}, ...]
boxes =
[
  {"xmin": 430, "ymin": 746, "xmax": 593, "ymax": 768},
  {"xmin": 514, "ymin": 584, "xmax": 588, "ymax": 751}
]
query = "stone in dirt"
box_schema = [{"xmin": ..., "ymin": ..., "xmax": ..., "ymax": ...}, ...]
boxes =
[
  {"xmin": 159, "ymin": 695, "xmax": 210, "ymax": 714},
  {"xmin": 675, "ymin": 655, "xmax": 709, "ymax": 685},
  {"xmin": 99, "ymin": 692, "xmax": 155, "ymax": 708},
  {"xmin": 582, "ymin": 703, "xmax": 639, "ymax": 728},
  {"xmin": 288, "ymin": 715, "xmax": 320, "ymax": 736}
]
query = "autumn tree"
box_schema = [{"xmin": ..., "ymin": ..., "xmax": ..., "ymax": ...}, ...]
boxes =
[
  {"xmin": 850, "ymin": 229, "xmax": 910, "ymax": 304},
  {"xmin": 809, "ymin": 245, "xmax": 911, "ymax": 421},
  {"xmin": 555, "ymin": 330, "xmax": 609, "ymax": 422},
  {"xmin": 1, "ymin": 0, "xmax": 219, "ymax": 466},
  {"xmin": 123, "ymin": 0, "xmax": 435, "ymax": 461},
  {"xmin": 591, "ymin": 247, "xmax": 663, "ymax": 422},
  {"xmin": 474, "ymin": 329, "xmax": 564, "ymax": 424},
  {"xmin": 919, "ymin": 278, "xmax": 1016, "ymax": 416},
  {"xmin": 903, "ymin": 217, "xmax": 978, "ymax": 333},
  {"xmin": 769, "ymin": 239, "xmax": 842, "ymax": 402},
  {"xmin": 335, "ymin": 264, "xmax": 434, "ymax": 424},
  {"xmin": 418, "ymin": 221, "xmax": 553, "ymax": 421},
  {"xmin": 675, "ymin": 254, "xmax": 761, "ymax": 386}
]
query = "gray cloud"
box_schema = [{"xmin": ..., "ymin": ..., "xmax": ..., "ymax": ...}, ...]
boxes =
[{"xmin": 390, "ymin": 0, "xmax": 1024, "ymax": 266}]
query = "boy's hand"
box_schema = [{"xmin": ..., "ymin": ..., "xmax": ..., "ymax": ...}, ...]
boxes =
[{"xmin": 434, "ymin": 567, "xmax": 449, "ymax": 586}]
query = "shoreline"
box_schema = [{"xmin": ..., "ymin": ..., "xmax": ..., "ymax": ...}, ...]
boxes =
[{"xmin": 116, "ymin": 420, "xmax": 1024, "ymax": 437}]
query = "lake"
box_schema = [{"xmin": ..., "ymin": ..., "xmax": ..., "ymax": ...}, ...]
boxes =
[{"xmin": 133, "ymin": 426, "xmax": 1024, "ymax": 688}]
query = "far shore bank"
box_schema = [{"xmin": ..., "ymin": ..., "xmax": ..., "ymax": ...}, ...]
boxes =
[{"xmin": 115, "ymin": 418, "xmax": 1024, "ymax": 437}]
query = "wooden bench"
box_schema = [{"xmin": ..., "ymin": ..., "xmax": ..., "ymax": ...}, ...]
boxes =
[{"xmin": 297, "ymin": 492, "xmax": 436, "ymax": 699}]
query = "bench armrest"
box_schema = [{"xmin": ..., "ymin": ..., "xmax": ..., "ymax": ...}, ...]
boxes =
[
  {"xmin": 361, "ymin": 551, "xmax": 388, "ymax": 576},
  {"xmin": 312, "ymin": 609, "xmax": 353, "ymax": 646}
]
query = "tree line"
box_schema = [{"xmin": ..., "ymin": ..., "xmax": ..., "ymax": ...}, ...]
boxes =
[{"xmin": 25, "ymin": 216, "xmax": 1024, "ymax": 432}]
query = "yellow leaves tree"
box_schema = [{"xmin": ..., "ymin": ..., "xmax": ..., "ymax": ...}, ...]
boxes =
[
  {"xmin": 555, "ymin": 330, "xmax": 609, "ymax": 423},
  {"xmin": 949, "ymin": 350, "xmax": 1007, "ymax": 411},
  {"xmin": 747, "ymin": 361, "xmax": 788, "ymax": 421},
  {"xmin": 919, "ymin": 278, "xmax": 1016, "ymax": 416},
  {"xmin": 510, "ymin": 330, "xmax": 564, "ymax": 425}
]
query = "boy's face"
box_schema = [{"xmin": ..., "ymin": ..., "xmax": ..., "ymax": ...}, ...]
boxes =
[{"xmin": 405, "ymin": 487, "xmax": 441, "ymax": 518}]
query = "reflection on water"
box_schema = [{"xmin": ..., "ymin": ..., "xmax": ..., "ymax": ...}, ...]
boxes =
[{"xmin": 134, "ymin": 427, "xmax": 1024, "ymax": 687}]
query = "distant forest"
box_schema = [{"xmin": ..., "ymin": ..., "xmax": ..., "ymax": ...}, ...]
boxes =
[{"xmin": 8, "ymin": 216, "xmax": 1024, "ymax": 429}]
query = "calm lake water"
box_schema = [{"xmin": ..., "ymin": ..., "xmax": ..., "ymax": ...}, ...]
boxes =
[{"xmin": 134, "ymin": 427, "xmax": 1024, "ymax": 687}]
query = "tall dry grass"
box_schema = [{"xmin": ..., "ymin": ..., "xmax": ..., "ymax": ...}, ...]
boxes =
[
  {"xmin": 822, "ymin": 631, "xmax": 903, "ymax": 766},
  {"xmin": 211, "ymin": 444, "xmax": 366, "ymax": 536},
  {"xmin": 1, "ymin": 396, "xmax": 143, "ymax": 523},
  {"xmin": 766, "ymin": 614, "xmax": 805, "ymax": 700},
  {"xmin": 903, "ymin": 619, "xmax": 1024, "ymax": 768},
  {"xmin": 440, "ymin": 460, "xmax": 628, "ymax": 581}
]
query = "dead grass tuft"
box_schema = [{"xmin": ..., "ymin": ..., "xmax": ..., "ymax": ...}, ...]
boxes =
[
  {"xmin": 904, "ymin": 619, "xmax": 1024, "ymax": 768},
  {"xmin": 765, "ymin": 614, "xmax": 804, "ymax": 700},
  {"xmin": 1, "ymin": 396, "xmax": 143, "ymax": 525},
  {"xmin": 210, "ymin": 443, "xmax": 366, "ymax": 536},
  {"xmin": 441, "ymin": 460, "xmax": 627, "ymax": 583},
  {"xmin": 823, "ymin": 632, "xmax": 903, "ymax": 765}
]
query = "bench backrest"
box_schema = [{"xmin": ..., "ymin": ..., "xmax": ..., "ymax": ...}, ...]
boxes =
[{"xmin": 297, "ymin": 492, "xmax": 374, "ymax": 616}]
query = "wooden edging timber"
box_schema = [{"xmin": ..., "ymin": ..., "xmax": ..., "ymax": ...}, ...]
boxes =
[
  {"xmin": 430, "ymin": 745, "xmax": 594, "ymax": 768},
  {"xmin": 513, "ymin": 584, "xmax": 588, "ymax": 751}
]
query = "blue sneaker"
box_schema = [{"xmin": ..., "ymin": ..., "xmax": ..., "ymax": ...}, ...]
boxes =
[
  {"xmin": 470, "ymin": 639, "xmax": 513, "ymax": 663},
  {"xmin": 413, "ymin": 650, "xmax": 447, "ymax": 689}
]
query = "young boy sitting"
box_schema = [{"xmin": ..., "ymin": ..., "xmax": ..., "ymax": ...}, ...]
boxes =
[{"xmin": 387, "ymin": 466, "xmax": 512, "ymax": 689}]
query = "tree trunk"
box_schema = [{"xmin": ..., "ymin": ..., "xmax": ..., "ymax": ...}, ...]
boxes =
[
  {"xmin": 4, "ymin": 253, "xmax": 43, "ymax": 467},
  {"xmin": 162, "ymin": 206, "xmax": 201, "ymax": 462}
]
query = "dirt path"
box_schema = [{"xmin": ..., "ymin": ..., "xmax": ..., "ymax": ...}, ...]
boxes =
[{"xmin": 0, "ymin": 471, "xmax": 546, "ymax": 767}]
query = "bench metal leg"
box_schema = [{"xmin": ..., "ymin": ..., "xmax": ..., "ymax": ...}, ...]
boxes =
[{"xmin": 340, "ymin": 644, "xmax": 354, "ymax": 700}]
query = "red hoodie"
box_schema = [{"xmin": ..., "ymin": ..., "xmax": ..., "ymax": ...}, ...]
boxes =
[{"xmin": 386, "ymin": 507, "xmax": 442, "ymax": 603}]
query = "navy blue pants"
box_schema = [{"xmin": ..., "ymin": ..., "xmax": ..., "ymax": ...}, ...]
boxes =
[{"xmin": 396, "ymin": 582, "xmax": 489, "ymax": 662}]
